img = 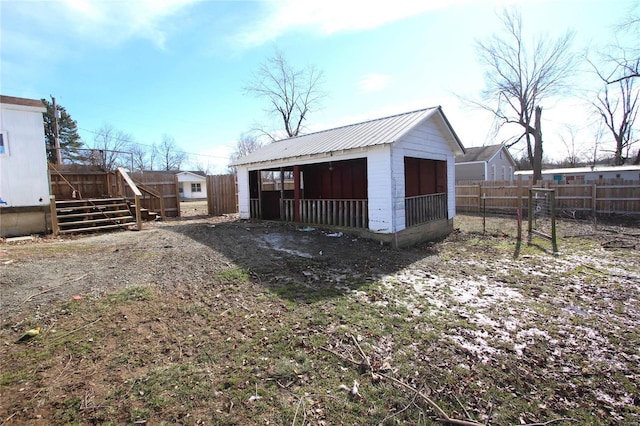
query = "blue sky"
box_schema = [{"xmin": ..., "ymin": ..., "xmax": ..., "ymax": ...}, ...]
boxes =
[{"xmin": 1, "ymin": 0, "xmax": 635, "ymax": 172}]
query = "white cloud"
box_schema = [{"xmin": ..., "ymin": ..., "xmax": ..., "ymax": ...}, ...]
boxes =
[
  {"xmin": 357, "ymin": 73, "xmax": 391, "ymax": 93},
  {"xmin": 59, "ymin": 0, "xmax": 202, "ymax": 48},
  {"xmin": 235, "ymin": 0, "xmax": 471, "ymax": 48},
  {"xmin": 3, "ymin": 0, "xmax": 201, "ymax": 50}
]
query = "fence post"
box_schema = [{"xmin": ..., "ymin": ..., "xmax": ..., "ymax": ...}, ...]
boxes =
[
  {"xmin": 527, "ymin": 189, "xmax": 533, "ymax": 244},
  {"xmin": 49, "ymin": 195, "xmax": 59, "ymax": 236},
  {"xmin": 591, "ymin": 183, "xmax": 597, "ymax": 216},
  {"xmin": 477, "ymin": 183, "xmax": 482, "ymax": 212},
  {"xmin": 134, "ymin": 194, "xmax": 142, "ymax": 230}
]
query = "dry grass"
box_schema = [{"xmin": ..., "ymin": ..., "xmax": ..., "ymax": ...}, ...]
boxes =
[{"xmin": 1, "ymin": 214, "xmax": 638, "ymax": 425}]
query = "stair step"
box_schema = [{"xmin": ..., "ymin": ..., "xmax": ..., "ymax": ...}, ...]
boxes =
[
  {"xmin": 58, "ymin": 217, "xmax": 135, "ymax": 227},
  {"xmin": 58, "ymin": 223, "xmax": 135, "ymax": 234},
  {"xmin": 55, "ymin": 198, "xmax": 127, "ymax": 206},
  {"xmin": 53, "ymin": 197, "xmax": 160, "ymax": 235},
  {"xmin": 57, "ymin": 203, "xmax": 128, "ymax": 213},
  {"xmin": 56, "ymin": 209, "xmax": 133, "ymax": 219}
]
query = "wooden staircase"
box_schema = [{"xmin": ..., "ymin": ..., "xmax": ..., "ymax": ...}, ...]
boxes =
[
  {"xmin": 54, "ymin": 198, "xmax": 137, "ymax": 235},
  {"xmin": 133, "ymin": 205, "xmax": 160, "ymax": 221}
]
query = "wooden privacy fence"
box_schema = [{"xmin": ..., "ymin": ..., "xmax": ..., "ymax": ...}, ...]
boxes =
[
  {"xmin": 456, "ymin": 179, "xmax": 640, "ymax": 216},
  {"xmin": 49, "ymin": 164, "xmax": 109, "ymax": 199},
  {"xmin": 206, "ymin": 174, "xmax": 237, "ymax": 215},
  {"xmin": 119, "ymin": 171, "xmax": 180, "ymax": 218}
]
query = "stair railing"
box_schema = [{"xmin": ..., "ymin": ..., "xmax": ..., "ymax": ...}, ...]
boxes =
[
  {"xmin": 135, "ymin": 182, "xmax": 166, "ymax": 220},
  {"xmin": 115, "ymin": 167, "xmax": 143, "ymax": 230}
]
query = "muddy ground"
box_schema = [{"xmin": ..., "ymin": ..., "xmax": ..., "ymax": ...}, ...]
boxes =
[{"xmin": 1, "ymin": 209, "xmax": 639, "ymax": 425}]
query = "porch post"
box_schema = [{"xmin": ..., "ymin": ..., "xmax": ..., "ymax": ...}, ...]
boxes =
[
  {"xmin": 293, "ymin": 165, "xmax": 300, "ymax": 222},
  {"xmin": 279, "ymin": 167, "xmax": 285, "ymax": 221}
]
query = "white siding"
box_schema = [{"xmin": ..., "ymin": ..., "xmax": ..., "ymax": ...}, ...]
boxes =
[
  {"xmin": 447, "ymin": 155, "xmax": 456, "ymax": 218},
  {"xmin": 237, "ymin": 166, "xmax": 250, "ymax": 219},
  {"xmin": 391, "ymin": 118, "xmax": 457, "ymax": 231},
  {"xmin": 455, "ymin": 162, "xmax": 485, "ymax": 181},
  {"xmin": 0, "ymin": 102, "xmax": 48, "ymax": 207},
  {"xmin": 488, "ymin": 150, "xmax": 515, "ymax": 181},
  {"xmin": 367, "ymin": 145, "xmax": 394, "ymax": 233},
  {"xmin": 176, "ymin": 172, "xmax": 207, "ymax": 199}
]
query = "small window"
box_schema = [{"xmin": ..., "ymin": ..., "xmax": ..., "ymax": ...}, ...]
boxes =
[
  {"xmin": 0, "ymin": 132, "xmax": 7, "ymax": 155},
  {"xmin": 191, "ymin": 183, "xmax": 201, "ymax": 193},
  {"xmin": 178, "ymin": 183, "xmax": 184, "ymax": 193}
]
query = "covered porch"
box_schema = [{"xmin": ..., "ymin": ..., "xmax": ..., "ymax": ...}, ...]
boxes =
[{"xmin": 248, "ymin": 156, "xmax": 448, "ymax": 231}]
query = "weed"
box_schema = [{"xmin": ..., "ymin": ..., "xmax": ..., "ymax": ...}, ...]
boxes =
[{"xmin": 216, "ymin": 267, "xmax": 250, "ymax": 282}]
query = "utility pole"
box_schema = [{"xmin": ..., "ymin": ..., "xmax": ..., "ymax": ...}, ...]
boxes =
[{"xmin": 52, "ymin": 96, "xmax": 62, "ymax": 164}]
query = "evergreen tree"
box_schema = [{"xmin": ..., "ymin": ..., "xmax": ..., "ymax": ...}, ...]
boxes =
[{"xmin": 42, "ymin": 98, "xmax": 83, "ymax": 164}]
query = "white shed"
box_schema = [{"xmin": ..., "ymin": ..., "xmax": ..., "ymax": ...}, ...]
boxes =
[
  {"xmin": 176, "ymin": 171, "xmax": 207, "ymax": 200},
  {"xmin": 232, "ymin": 107, "xmax": 465, "ymax": 247},
  {"xmin": 0, "ymin": 95, "xmax": 49, "ymax": 237}
]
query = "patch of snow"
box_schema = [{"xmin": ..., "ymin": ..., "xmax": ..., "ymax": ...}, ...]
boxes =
[
  {"xmin": 258, "ymin": 233, "xmax": 313, "ymax": 258},
  {"xmin": 448, "ymin": 331, "xmax": 498, "ymax": 363}
]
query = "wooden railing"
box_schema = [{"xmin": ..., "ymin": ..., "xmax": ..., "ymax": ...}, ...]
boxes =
[
  {"xmin": 115, "ymin": 168, "xmax": 143, "ymax": 230},
  {"xmin": 405, "ymin": 193, "xmax": 447, "ymax": 227},
  {"xmin": 136, "ymin": 182, "xmax": 165, "ymax": 220},
  {"xmin": 283, "ymin": 199, "xmax": 368, "ymax": 229}
]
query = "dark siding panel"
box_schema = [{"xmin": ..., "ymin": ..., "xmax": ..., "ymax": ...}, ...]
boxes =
[
  {"xmin": 405, "ymin": 157, "xmax": 447, "ymax": 196},
  {"xmin": 436, "ymin": 161, "xmax": 447, "ymax": 193},
  {"xmin": 404, "ymin": 157, "xmax": 420, "ymax": 197}
]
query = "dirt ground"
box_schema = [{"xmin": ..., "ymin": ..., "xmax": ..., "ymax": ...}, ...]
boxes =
[
  {"xmin": 1, "ymin": 206, "xmax": 639, "ymax": 424},
  {"xmin": 1, "ymin": 206, "xmax": 418, "ymax": 322}
]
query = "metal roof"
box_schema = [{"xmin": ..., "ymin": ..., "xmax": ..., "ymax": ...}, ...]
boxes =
[
  {"xmin": 232, "ymin": 106, "xmax": 463, "ymax": 166},
  {"xmin": 456, "ymin": 144, "xmax": 503, "ymax": 163}
]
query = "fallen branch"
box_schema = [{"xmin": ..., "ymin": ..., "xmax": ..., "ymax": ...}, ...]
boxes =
[
  {"xmin": 322, "ymin": 337, "xmax": 577, "ymax": 426},
  {"xmin": 21, "ymin": 284, "xmax": 64, "ymax": 305},
  {"xmin": 520, "ymin": 418, "xmax": 577, "ymax": 426},
  {"xmin": 376, "ymin": 371, "xmax": 479, "ymax": 426},
  {"xmin": 21, "ymin": 273, "xmax": 90, "ymax": 305},
  {"xmin": 321, "ymin": 341, "xmax": 482, "ymax": 425},
  {"xmin": 48, "ymin": 317, "xmax": 102, "ymax": 343}
]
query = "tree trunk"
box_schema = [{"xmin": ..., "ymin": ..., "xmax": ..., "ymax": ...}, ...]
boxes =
[
  {"xmin": 633, "ymin": 148, "xmax": 640, "ymax": 165},
  {"xmin": 614, "ymin": 136, "xmax": 624, "ymax": 165},
  {"xmin": 524, "ymin": 134, "xmax": 534, "ymax": 169},
  {"xmin": 532, "ymin": 106, "xmax": 543, "ymax": 184}
]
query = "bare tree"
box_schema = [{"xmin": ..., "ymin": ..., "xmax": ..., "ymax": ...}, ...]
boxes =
[
  {"xmin": 558, "ymin": 125, "xmax": 584, "ymax": 167},
  {"xmin": 230, "ymin": 132, "xmax": 263, "ymax": 161},
  {"xmin": 592, "ymin": 75, "xmax": 639, "ymax": 165},
  {"xmin": 245, "ymin": 49, "xmax": 325, "ymax": 140},
  {"xmin": 131, "ymin": 143, "xmax": 158, "ymax": 171},
  {"xmin": 475, "ymin": 8, "xmax": 575, "ymax": 182},
  {"xmin": 91, "ymin": 124, "xmax": 133, "ymax": 170},
  {"xmin": 601, "ymin": 6, "xmax": 640, "ymax": 84},
  {"xmin": 228, "ymin": 132, "xmax": 264, "ymax": 173},
  {"xmin": 188, "ymin": 158, "xmax": 211, "ymax": 174},
  {"xmin": 157, "ymin": 134, "xmax": 187, "ymax": 171}
]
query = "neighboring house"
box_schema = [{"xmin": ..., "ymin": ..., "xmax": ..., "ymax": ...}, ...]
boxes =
[
  {"xmin": 232, "ymin": 106, "xmax": 465, "ymax": 247},
  {"xmin": 0, "ymin": 95, "xmax": 49, "ymax": 237},
  {"xmin": 176, "ymin": 171, "xmax": 207, "ymax": 200},
  {"xmin": 515, "ymin": 165, "xmax": 640, "ymax": 183},
  {"xmin": 455, "ymin": 143, "xmax": 516, "ymax": 181}
]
